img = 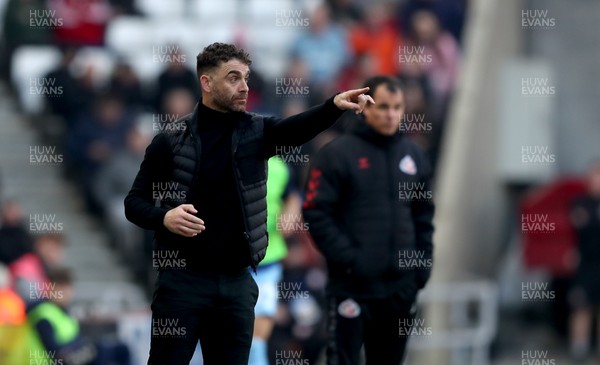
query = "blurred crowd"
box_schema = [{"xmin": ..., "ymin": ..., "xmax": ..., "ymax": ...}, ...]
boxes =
[
  {"xmin": 0, "ymin": 200, "xmax": 131, "ymax": 364},
  {"xmin": 0, "ymin": 0, "xmax": 467, "ymax": 363}
]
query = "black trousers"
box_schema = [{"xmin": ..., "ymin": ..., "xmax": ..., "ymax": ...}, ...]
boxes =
[
  {"xmin": 326, "ymin": 293, "xmax": 416, "ymax": 365},
  {"xmin": 147, "ymin": 268, "xmax": 258, "ymax": 365}
]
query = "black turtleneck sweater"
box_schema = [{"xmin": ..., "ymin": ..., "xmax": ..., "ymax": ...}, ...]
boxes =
[{"xmin": 191, "ymin": 103, "xmax": 248, "ymax": 272}]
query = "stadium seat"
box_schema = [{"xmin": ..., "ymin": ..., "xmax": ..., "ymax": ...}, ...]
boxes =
[
  {"xmin": 192, "ymin": 0, "xmax": 237, "ymax": 24},
  {"xmin": 135, "ymin": 0, "xmax": 185, "ymax": 18},
  {"xmin": 105, "ymin": 17, "xmax": 152, "ymax": 57},
  {"xmin": 243, "ymin": 25, "xmax": 298, "ymax": 79},
  {"xmin": 70, "ymin": 47, "xmax": 116, "ymax": 89},
  {"xmin": 10, "ymin": 46, "xmax": 62, "ymax": 115},
  {"xmin": 245, "ymin": 0, "xmax": 295, "ymax": 22},
  {"xmin": 105, "ymin": 17, "xmax": 163, "ymax": 82}
]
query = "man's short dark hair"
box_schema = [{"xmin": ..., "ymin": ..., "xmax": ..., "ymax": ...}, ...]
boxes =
[
  {"xmin": 196, "ymin": 42, "xmax": 252, "ymax": 77},
  {"xmin": 363, "ymin": 76, "xmax": 403, "ymax": 97}
]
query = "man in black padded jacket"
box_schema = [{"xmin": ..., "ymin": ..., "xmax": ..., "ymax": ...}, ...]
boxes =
[
  {"xmin": 303, "ymin": 76, "xmax": 435, "ymax": 365},
  {"xmin": 124, "ymin": 42, "xmax": 373, "ymax": 365}
]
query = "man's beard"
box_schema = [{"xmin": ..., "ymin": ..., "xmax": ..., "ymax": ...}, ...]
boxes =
[{"xmin": 213, "ymin": 87, "xmax": 245, "ymax": 113}]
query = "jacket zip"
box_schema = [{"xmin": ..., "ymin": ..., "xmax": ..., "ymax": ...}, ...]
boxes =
[
  {"xmin": 384, "ymin": 145, "xmax": 398, "ymax": 272},
  {"xmin": 231, "ymin": 126, "xmax": 257, "ymax": 273},
  {"xmin": 187, "ymin": 118, "xmax": 202, "ymax": 204}
]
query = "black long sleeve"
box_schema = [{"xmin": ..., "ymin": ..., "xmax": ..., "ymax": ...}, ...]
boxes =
[
  {"xmin": 124, "ymin": 133, "xmax": 172, "ymax": 231},
  {"xmin": 263, "ymin": 95, "xmax": 344, "ymax": 156}
]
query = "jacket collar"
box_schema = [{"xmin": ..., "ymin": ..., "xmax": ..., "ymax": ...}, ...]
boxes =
[
  {"xmin": 350, "ymin": 116, "xmax": 403, "ymax": 145},
  {"xmin": 184, "ymin": 99, "xmax": 253, "ymax": 134}
]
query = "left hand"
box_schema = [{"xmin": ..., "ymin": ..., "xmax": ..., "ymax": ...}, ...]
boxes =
[{"xmin": 333, "ymin": 87, "xmax": 375, "ymax": 114}]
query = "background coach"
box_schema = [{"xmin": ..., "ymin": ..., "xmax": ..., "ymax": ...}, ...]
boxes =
[{"xmin": 303, "ymin": 75, "xmax": 435, "ymax": 365}]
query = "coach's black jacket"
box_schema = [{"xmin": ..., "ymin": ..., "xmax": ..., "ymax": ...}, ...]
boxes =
[
  {"xmin": 303, "ymin": 120, "xmax": 435, "ymax": 300},
  {"xmin": 124, "ymin": 97, "xmax": 343, "ymax": 271}
]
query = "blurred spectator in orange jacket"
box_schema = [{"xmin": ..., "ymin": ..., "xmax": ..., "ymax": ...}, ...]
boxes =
[
  {"xmin": 349, "ymin": 2, "xmax": 403, "ymax": 76},
  {"xmin": 0, "ymin": 265, "xmax": 26, "ymax": 325}
]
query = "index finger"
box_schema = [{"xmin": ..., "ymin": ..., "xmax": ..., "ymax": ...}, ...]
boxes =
[{"xmin": 345, "ymin": 87, "xmax": 370, "ymax": 98}]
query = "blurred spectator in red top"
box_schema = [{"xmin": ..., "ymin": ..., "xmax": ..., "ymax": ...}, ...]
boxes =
[
  {"xmin": 48, "ymin": 0, "xmax": 113, "ymax": 46},
  {"xmin": 10, "ymin": 233, "xmax": 66, "ymax": 303},
  {"xmin": 349, "ymin": 2, "xmax": 403, "ymax": 76}
]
